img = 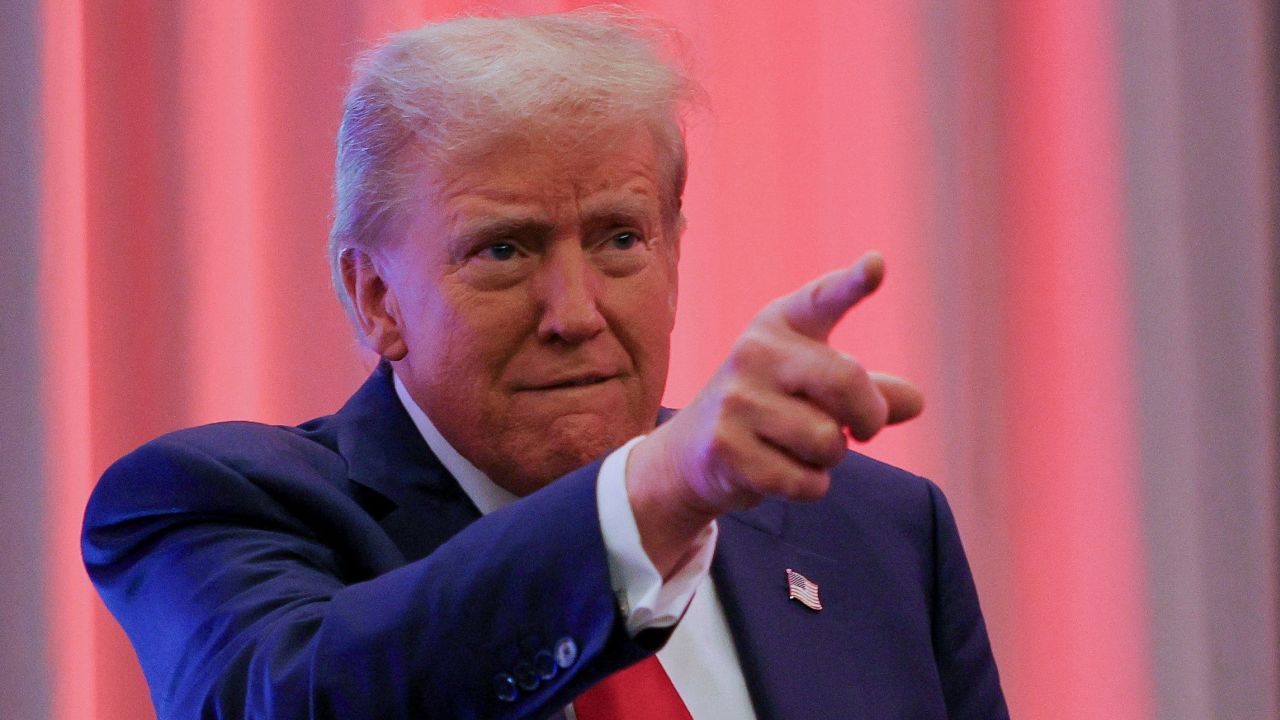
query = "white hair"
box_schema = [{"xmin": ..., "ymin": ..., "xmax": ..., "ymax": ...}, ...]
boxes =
[{"xmin": 328, "ymin": 6, "xmax": 698, "ymax": 316}]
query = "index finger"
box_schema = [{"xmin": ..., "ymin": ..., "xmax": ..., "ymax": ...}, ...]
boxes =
[{"xmin": 774, "ymin": 251, "xmax": 885, "ymax": 340}]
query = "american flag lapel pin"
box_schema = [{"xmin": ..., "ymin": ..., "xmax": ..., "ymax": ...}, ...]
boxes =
[{"xmin": 786, "ymin": 568, "xmax": 823, "ymax": 611}]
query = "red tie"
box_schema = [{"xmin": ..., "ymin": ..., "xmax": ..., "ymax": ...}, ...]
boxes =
[{"xmin": 574, "ymin": 655, "xmax": 693, "ymax": 720}]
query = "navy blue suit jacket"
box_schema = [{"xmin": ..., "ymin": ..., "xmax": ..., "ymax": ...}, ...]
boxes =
[{"xmin": 83, "ymin": 363, "xmax": 1007, "ymax": 719}]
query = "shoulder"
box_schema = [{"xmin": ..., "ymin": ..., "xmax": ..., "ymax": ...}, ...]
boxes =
[
  {"xmin": 84, "ymin": 417, "xmax": 353, "ymax": 544},
  {"xmin": 765, "ymin": 449, "xmax": 953, "ymax": 575},
  {"xmin": 827, "ymin": 449, "xmax": 943, "ymax": 528},
  {"xmin": 81, "ymin": 411, "xmax": 407, "ymax": 584},
  {"xmin": 122, "ymin": 418, "xmax": 345, "ymax": 481},
  {"xmin": 96, "ymin": 417, "xmax": 346, "ymax": 495}
]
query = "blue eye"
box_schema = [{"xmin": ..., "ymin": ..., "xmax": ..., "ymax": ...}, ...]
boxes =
[
  {"xmin": 608, "ymin": 232, "xmax": 639, "ymax": 250},
  {"xmin": 483, "ymin": 243, "xmax": 518, "ymax": 261}
]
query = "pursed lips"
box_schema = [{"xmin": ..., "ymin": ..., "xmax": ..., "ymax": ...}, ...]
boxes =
[{"xmin": 512, "ymin": 372, "xmax": 621, "ymax": 392}]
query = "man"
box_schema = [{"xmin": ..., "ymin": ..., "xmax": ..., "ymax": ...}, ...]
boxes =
[{"xmin": 84, "ymin": 9, "xmax": 1007, "ymax": 720}]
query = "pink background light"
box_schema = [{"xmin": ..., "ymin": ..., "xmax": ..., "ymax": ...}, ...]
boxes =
[{"xmin": 3, "ymin": 1, "xmax": 1273, "ymax": 718}]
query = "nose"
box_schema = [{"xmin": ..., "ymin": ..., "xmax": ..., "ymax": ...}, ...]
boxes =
[{"xmin": 535, "ymin": 244, "xmax": 607, "ymax": 344}]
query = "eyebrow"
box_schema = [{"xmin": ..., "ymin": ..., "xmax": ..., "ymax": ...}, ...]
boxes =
[
  {"xmin": 446, "ymin": 182, "xmax": 660, "ymax": 251},
  {"xmin": 457, "ymin": 216, "xmax": 556, "ymax": 241},
  {"xmin": 455, "ymin": 197, "xmax": 655, "ymax": 236},
  {"xmin": 579, "ymin": 191, "xmax": 659, "ymax": 227},
  {"xmin": 448, "ymin": 217, "xmax": 555, "ymax": 259},
  {"xmin": 580, "ymin": 178, "xmax": 655, "ymax": 208}
]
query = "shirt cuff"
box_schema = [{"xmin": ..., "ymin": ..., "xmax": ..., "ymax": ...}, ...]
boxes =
[{"xmin": 597, "ymin": 436, "xmax": 718, "ymax": 637}]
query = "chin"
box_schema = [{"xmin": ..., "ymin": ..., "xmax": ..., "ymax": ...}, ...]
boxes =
[
  {"xmin": 495, "ymin": 418, "xmax": 639, "ymax": 496},
  {"xmin": 539, "ymin": 433, "xmax": 618, "ymax": 479}
]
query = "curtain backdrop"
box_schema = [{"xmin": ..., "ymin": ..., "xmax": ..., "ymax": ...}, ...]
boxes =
[{"xmin": 4, "ymin": 1, "xmax": 1274, "ymax": 718}]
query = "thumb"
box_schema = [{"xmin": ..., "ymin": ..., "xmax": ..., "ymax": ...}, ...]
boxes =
[{"xmin": 870, "ymin": 372, "xmax": 925, "ymax": 425}]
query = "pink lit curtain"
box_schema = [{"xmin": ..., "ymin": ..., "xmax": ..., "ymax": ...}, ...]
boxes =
[{"xmin": 2, "ymin": 1, "xmax": 1274, "ymax": 718}]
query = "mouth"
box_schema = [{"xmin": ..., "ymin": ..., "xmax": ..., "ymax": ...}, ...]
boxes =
[{"xmin": 516, "ymin": 373, "xmax": 619, "ymax": 392}]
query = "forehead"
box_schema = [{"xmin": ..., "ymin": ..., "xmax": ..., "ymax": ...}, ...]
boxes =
[{"xmin": 426, "ymin": 126, "xmax": 664, "ymax": 221}]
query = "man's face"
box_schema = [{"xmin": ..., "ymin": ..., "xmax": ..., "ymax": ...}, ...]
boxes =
[{"xmin": 377, "ymin": 126, "xmax": 679, "ymax": 495}]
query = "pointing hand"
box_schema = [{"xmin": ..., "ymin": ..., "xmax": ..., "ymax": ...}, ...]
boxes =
[{"xmin": 627, "ymin": 252, "xmax": 924, "ymax": 576}]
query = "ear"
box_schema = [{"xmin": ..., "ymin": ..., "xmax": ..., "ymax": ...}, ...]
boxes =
[
  {"xmin": 670, "ymin": 213, "xmax": 685, "ymax": 262},
  {"xmin": 665, "ymin": 214, "xmax": 684, "ymax": 312},
  {"xmin": 341, "ymin": 247, "xmax": 408, "ymax": 360}
]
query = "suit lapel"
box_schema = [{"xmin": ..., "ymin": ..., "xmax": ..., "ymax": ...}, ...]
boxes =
[
  {"xmin": 713, "ymin": 501, "xmax": 879, "ymax": 720},
  {"xmin": 330, "ymin": 362, "xmax": 482, "ymax": 562}
]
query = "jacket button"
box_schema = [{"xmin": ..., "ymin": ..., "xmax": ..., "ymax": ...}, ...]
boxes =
[
  {"xmin": 533, "ymin": 649, "xmax": 558, "ymax": 680},
  {"xmin": 493, "ymin": 673, "xmax": 518, "ymax": 703},
  {"xmin": 553, "ymin": 637, "xmax": 578, "ymax": 669},
  {"xmin": 514, "ymin": 661, "xmax": 540, "ymax": 691}
]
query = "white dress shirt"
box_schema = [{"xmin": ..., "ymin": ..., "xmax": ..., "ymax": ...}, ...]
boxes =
[{"xmin": 393, "ymin": 374, "xmax": 756, "ymax": 720}]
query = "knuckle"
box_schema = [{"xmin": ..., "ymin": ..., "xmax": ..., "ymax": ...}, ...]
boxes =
[
  {"xmin": 718, "ymin": 381, "xmax": 754, "ymax": 416},
  {"xmin": 815, "ymin": 422, "xmax": 847, "ymax": 464},
  {"xmin": 778, "ymin": 469, "xmax": 830, "ymax": 501},
  {"xmin": 707, "ymin": 425, "xmax": 738, "ymax": 461},
  {"xmin": 814, "ymin": 417, "xmax": 841, "ymax": 440},
  {"xmin": 729, "ymin": 330, "xmax": 775, "ymax": 369},
  {"xmin": 847, "ymin": 405, "xmax": 887, "ymax": 442},
  {"xmin": 755, "ymin": 466, "xmax": 794, "ymax": 495},
  {"xmin": 807, "ymin": 472, "xmax": 833, "ymax": 499},
  {"xmin": 804, "ymin": 283, "xmax": 825, "ymax": 313},
  {"xmin": 831, "ymin": 352, "xmax": 865, "ymax": 387}
]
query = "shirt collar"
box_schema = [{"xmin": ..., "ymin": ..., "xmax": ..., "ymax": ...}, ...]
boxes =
[{"xmin": 392, "ymin": 371, "xmax": 518, "ymax": 515}]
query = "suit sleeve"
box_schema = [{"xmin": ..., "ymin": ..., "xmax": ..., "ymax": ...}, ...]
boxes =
[
  {"xmin": 925, "ymin": 481, "xmax": 1011, "ymax": 719},
  {"xmin": 82, "ymin": 434, "xmax": 662, "ymax": 720}
]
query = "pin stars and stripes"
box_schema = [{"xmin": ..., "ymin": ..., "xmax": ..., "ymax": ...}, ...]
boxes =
[{"xmin": 786, "ymin": 568, "xmax": 822, "ymax": 611}]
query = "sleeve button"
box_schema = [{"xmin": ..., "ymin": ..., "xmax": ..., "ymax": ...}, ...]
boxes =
[
  {"xmin": 514, "ymin": 661, "xmax": 540, "ymax": 691},
  {"xmin": 553, "ymin": 637, "xmax": 578, "ymax": 669},
  {"xmin": 533, "ymin": 649, "xmax": 558, "ymax": 680},
  {"xmin": 493, "ymin": 673, "xmax": 519, "ymax": 703}
]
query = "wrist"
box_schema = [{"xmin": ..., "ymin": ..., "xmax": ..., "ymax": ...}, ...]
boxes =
[{"xmin": 625, "ymin": 435, "xmax": 718, "ymax": 579}]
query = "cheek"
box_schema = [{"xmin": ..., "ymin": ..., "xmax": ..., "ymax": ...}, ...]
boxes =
[
  {"xmin": 401, "ymin": 283, "xmax": 458, "ymax": 356},
  {"xmin": 613, "ymin": 271, "xmax": 677, "ymax": 378},
  {"xmin": 417, "ymin": 284, "xmax": 538, "ymax": 378},
  {"xmin": 648, "ymin": 257, "xmax": 680, "ymax": 337}
]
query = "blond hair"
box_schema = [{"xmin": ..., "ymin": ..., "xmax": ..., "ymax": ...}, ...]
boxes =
[{"xmin": 328, "ymin": 6, "xmax": 697, "ymax": 315}]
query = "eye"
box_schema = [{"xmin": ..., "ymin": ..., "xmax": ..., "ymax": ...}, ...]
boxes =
[
  {"xmin": 605, "ymin": 232, "xmax": 640, "ymax": 251},
  {"xmin": 592, "ymin": 229, "xmax": 649, "ymax": 277},
  {"xmin": 479, "ymin": 242, "xmax": 518, "ymax": 261}
]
